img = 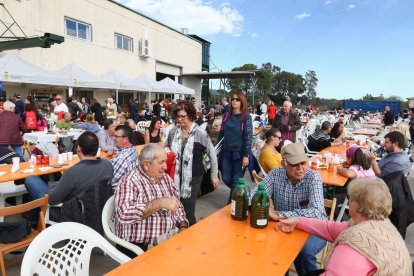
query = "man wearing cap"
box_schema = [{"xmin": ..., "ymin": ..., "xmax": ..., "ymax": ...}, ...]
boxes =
[
  {"xmin": 13, "ymin": 94, "xmax": 25, "ymax": 119},
  {"xmin": 250, "ymin": 143, "xmax": 326, "ymax": 275}
]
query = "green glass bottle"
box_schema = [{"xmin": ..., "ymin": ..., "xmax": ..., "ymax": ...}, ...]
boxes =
[
  {"xmin": 250, "ymin": 183, "xmax": 270, "ymax": 228},
  {"xmin": 231, "ymin": 178, "xmax": 249, "ymax": 220}
]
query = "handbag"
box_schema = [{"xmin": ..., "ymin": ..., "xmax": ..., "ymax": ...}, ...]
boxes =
[{"xmin": 200, "ymin": 168, "xmax": 215, "ymax": 195}]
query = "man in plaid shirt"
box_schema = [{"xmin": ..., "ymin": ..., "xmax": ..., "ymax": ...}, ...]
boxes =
[
  {"xmin": 250, "ymin": 143, "xmax": 327, "ymax": 275},
  {"xmin": 115, "ymin": 143, "xmax": 188, "ymax": 256},
  {"xmin": 111, "ymin": 125, "xmax": 138, "ymax": 189}
]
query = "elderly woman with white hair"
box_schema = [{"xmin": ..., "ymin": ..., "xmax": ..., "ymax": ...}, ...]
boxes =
[
  {"xmin": 276, "ymin": 177, "xmax": 412, "ymax": 276},
  {"xmin": 0, "ymin": 101, "xmax": 27, "ymax": 160}
]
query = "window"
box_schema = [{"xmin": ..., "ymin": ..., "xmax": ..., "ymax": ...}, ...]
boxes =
[
  {"xmin": 115, "ymin": 33, "xmax": 132, "ymax": 52},
  {"xmin": 65, "ymin": 17, "xmax": 91, "ymax": 41}
]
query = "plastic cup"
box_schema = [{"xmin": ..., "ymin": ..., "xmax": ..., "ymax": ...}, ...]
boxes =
[
  {"xmin": 67, "ymin": 152, "xmax": 73, "ymax": 161},
  {"xmin": 36, "ymin": 155, "xmax": 43, "ymax": 166},
  {"xmin": 62, "ymin": 153, "xmax": 68, "ymax": 162},
  {"xmin": 42, "ymin": 155, "xmax": 49, "ymax": 166},
  {"xmin": 96, "ymin": 148, "xmax": 101, "ymax": 157}
]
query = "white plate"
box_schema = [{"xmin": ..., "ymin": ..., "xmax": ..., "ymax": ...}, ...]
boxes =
[
  {"xmin": 38, "ymin": 167, "xmax": 52, "ymax": 172},
  {"xmin": 0, "ymin": 171, "xmax": 6, "ymax": 176},
  {"xmin": 21, "ymin": 169, "xmax": 35, "ymax": 173}
]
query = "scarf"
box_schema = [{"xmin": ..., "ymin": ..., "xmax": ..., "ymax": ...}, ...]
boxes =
[{"xmin": 170, "ymin": 122, "xmax": 197, "ymax": 199}]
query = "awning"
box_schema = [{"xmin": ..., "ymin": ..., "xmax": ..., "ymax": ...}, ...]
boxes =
[
  {"xmin": 153, "ymin": 77, "xmax": 194, "ymax": 94},
  {"xmin": 0, "ymin": 54, "xmax": 69, "ymax": 86}
]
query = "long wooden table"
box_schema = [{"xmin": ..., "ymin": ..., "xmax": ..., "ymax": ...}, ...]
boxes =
[
  {"xmin": 315, "ymin": 145, "xmax": 349, "ymax": 187},
  {"xmin": 352, "ymin": 128, "xmax": 379, "ymax": 136},
  {"xmin": 106, "ymin": 205, "xmax": 309, "ymax": 276}
]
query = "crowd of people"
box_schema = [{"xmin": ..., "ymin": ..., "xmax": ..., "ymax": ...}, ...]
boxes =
[{"xmin": 1, "ymin": 91, "xmax": 414, "ymax": 275}]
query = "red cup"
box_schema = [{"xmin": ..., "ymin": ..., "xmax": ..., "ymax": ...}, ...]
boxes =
[
  {"xmin": 346, "ymin": 141, "xmax": 350, "ymax": 148},
  {"xmin": 36, "ymin": 155, "xmax": 42, "ymax": 166},
  {"xmin": 311, "ymin": 161, "xmax": 317, "ymax": 170},
  {"xmin": 42, "ymin": 155, "xmax": 49, "ymax": 166}
]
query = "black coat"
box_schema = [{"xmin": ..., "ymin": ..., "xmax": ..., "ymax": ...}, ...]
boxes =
[{"xmin": 381, "ymin": 171, "xmax": 414, "ymax": 238}]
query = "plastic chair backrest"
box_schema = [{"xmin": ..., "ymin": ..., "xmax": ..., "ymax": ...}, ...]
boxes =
[
  {"xmin": 21, "ymin": 222, "xmax": 130, "ymax": 276},
  {"xmin": 102, "ymin": 196, "xmax": 144, "ymax": 256}
]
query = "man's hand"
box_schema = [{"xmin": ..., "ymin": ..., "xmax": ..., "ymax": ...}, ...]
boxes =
[
  {"xmin": 106, "ymin": 150, "xmax": 115, "ymax": 157},
  {"xmin": 275, "ymin": 217, "xmax": 299, "ymax": 233},
  {"xmin": 268, "ymin": 199, "xmax": 280, "ymax": 221},
  {"xmin": 366, "ymin": 152, "xmax": 377, "ymax": 162},
  {"xmin": 242, "ymin": 156, "xmax": 249, "ymax": 168},
  {"xmin": 161, "ymin": 197, "xmax": 180, "ymax": 213},
  {"xmin": 211, "ymin": 176, "xmax": 219, "ymax": 189}
]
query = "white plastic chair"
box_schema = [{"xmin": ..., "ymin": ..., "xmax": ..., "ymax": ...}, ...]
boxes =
[
  {"xmin": 0, "ymin": 181, "xmax": 28, "ymax": 222},
  {"xmin": 136, "ymin": 121, "xmax": 150, "ymax": 132},
  {"xmin": 215, "ymin": 138, "xmax": 224, "ymax": 155},
  {"xmin": 102, "ymin": 196, "xmax": 144, "ymax": 256},
  {"xmin": 21, "ymin": 222, "xmax": 130, "ymax": 276}
]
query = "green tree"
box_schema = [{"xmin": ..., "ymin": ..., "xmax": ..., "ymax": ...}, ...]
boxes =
[
  {"xmin": 305, "ymin": 70, "xmax": 318, "ymax": 99},
  {"xmin": 273, "ymin": 71, "xmax": 306, "ymax": 103}
]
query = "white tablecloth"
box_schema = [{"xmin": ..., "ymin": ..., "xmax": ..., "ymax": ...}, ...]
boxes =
[{"xmin": 23, "ymin": 130, "xmax": 85, "ymax": 143}]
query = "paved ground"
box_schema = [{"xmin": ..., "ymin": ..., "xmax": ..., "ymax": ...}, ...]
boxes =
[{"xmin": 5, "ymin": 164, "xmax": 414, "ymax": 275}]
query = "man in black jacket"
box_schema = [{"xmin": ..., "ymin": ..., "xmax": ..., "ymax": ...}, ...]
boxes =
[{"xmin": 24, "ymin": 132, "xmax": 113, "ymax": 223}]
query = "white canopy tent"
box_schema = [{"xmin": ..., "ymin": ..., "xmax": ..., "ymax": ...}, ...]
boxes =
[
  {"xmin": 0, "ymin": 54, "xmax": 69, "ymax": 86},
  {"xmin": 98, "ymin": 69, "xmax": 142, "ymax": 91},
  {"xmin": 152, "ymin": 77, "xmax": 194, "ymax": 95},
  {"xmin": 133, "ymin": 74, "xmax": 158, "ymax": 91},
  {"xmin": 56, "ymin": 63, "xmax": 117, "ymax": 89}
]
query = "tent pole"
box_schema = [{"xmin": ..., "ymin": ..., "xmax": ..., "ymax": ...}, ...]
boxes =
[{"xmin": 116, "ymin": 89, "xmax": 118, "ymax": 104}]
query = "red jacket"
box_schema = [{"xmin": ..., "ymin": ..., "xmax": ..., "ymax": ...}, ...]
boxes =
[{"xmin": 0, "ymin": 111, "xmax": 26, "ymax": 145}]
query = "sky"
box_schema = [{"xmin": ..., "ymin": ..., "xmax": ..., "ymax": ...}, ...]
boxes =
[{"xmin": 116, "ymin": 0, "xmax": 414, "ymax": 100}]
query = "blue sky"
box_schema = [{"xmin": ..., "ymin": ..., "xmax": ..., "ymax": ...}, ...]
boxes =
[{"xmin": 117, "ymin": 0, "xmax": 414, "ymax": 100}]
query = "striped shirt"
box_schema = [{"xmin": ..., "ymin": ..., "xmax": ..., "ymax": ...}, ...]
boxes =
[
  {"xmin": 114, "ymin": 166, "xmax": 188, "ymax": 245},
  {"xmin": 250, "ymin": 167, "xmax": 327, "ymax": 220},
  {"xmin": 111, "ymin": 146, "xmax": 138, "ymax": 188}
]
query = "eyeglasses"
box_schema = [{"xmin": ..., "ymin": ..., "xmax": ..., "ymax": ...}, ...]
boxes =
[
  {"xmin": 231, "ymin": 98, "xmax": 241, "ymax": 102},
  {"xmin": 55, "ymin": 98, "xmax": 62, "ymax": 101},
  {"xmin": 286, "ymin": 161, "xmax": 308, "ymax": 167},
  {"xmin": 113, "ymin": 135, "xmax": 125, "ymax": 139},
  {"xmin": 177, "ymin": 114, "xmax": 187, "ymax": 120}
]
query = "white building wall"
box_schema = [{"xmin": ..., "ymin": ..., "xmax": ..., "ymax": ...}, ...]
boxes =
[{"xmin": 1, "ymin": 0, "xmax": 202, "ymax": 101}]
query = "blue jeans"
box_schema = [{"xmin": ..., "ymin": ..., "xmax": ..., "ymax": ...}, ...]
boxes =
[
  {"xmin": 0, "ymin": 145, "xmax": 26, "ymax": 161},
  {"xmin": 294, "ymin": 235, "xmax": 326, "ymax": 275},
  {"xmin": 220, "ymin": 151, "xmax": 243, "ymax": 203},
  {"xmin": 24, "ymin": 176, "xmax": 49, "ymax": 224}
]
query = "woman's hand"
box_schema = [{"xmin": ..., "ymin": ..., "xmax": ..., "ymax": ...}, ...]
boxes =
[
  {"xmin": 242, "ymin": 156, "xmax": 249, "ymax": 168},
  {"xmin": 211, "ymin": 176, "xmax": 219, "ymax": 189},
  {"xmin": 275, "ymin": 217, "xmax": 299, "ymax": 233}
]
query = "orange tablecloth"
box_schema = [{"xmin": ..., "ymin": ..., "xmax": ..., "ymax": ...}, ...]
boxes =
[
  {"xmin": 314, "ymin": 145, "xmax": 348, "ymax": 187},
  {"xmin": 106, "ymin": 205, "xmax": 309, "ymax": 276},
  {"xmin": 352, "ymin": 128, "xmax": 379, "ymax": 136}
]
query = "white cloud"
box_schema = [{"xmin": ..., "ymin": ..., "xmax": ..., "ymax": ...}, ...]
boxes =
[
  {"xmin": 294, "ymin": 12, "xmax": 311, "ymax": 20},
  {"xmin": 325, "ymin": 0, "xmax": 336, "ymax": 5},
  {"xmin": 347, "ymin": 4, "xmax": 356, "ymax": 11},
  {"xmin": 248, "ymin": 32, "xmax": 257, "ymax": 38},
  {"xmin": 116, "ymin": 0, "xmax": 244, "ymax": 36}
]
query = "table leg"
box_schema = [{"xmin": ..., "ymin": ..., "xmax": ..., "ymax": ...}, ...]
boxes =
[{"xmin": 336, "ymin": 197, "xmax": 348, "ymax": 222}]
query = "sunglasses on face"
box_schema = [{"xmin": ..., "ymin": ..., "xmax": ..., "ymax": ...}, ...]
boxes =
[
  {"xmin": 286, "ymin": 161, "xmax": 308, "ymax": 167},
  {"xmin": 231, "ymin": 98, "xmax": 241, "ymax": 102}
]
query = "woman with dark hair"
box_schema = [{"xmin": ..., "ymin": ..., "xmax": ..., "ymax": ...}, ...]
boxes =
[
  {"xmin": 166, "ymin": 101, "xmax": 218, "ymax": 225},
  {"xmin": 217, "ymin": 91, "xmax": 252, "ymax": 202},
  {"xmin": 329, "ymin": 121, "xmax": 345, "ymax": 142},
  {"xmin": 144, "ymin": 117, "xmax": 163, "ymax": 144},
  {"xmin": 337, "ymin": 147, "xmax": 375, "ymax": 179},
  {"xmin": 258, "ymin": 128, "xmax": 282, "ymax": 173},
  {"xmin": 23, "ymin": 104, "xmax": 38, "ymax": 131}
]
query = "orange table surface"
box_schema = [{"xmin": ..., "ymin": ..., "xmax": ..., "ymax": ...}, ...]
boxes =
[
  {"xmin": 367, "ymin": 119, "xmax": 382, "ymax": 125},
  {"xmin": 0, "ymin": 156, "xmax": 81, "ymax": 183},
  {"xmin": 314, "ymin": 145, "xmax": 348, "ymax": 187},
  {"xmin": 352, "ymin": 129, "xmax": 379, "ymax": 136},
  {"xmin": 106, "ymin": 205, "xmax": 309, "ymax": 276}
]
